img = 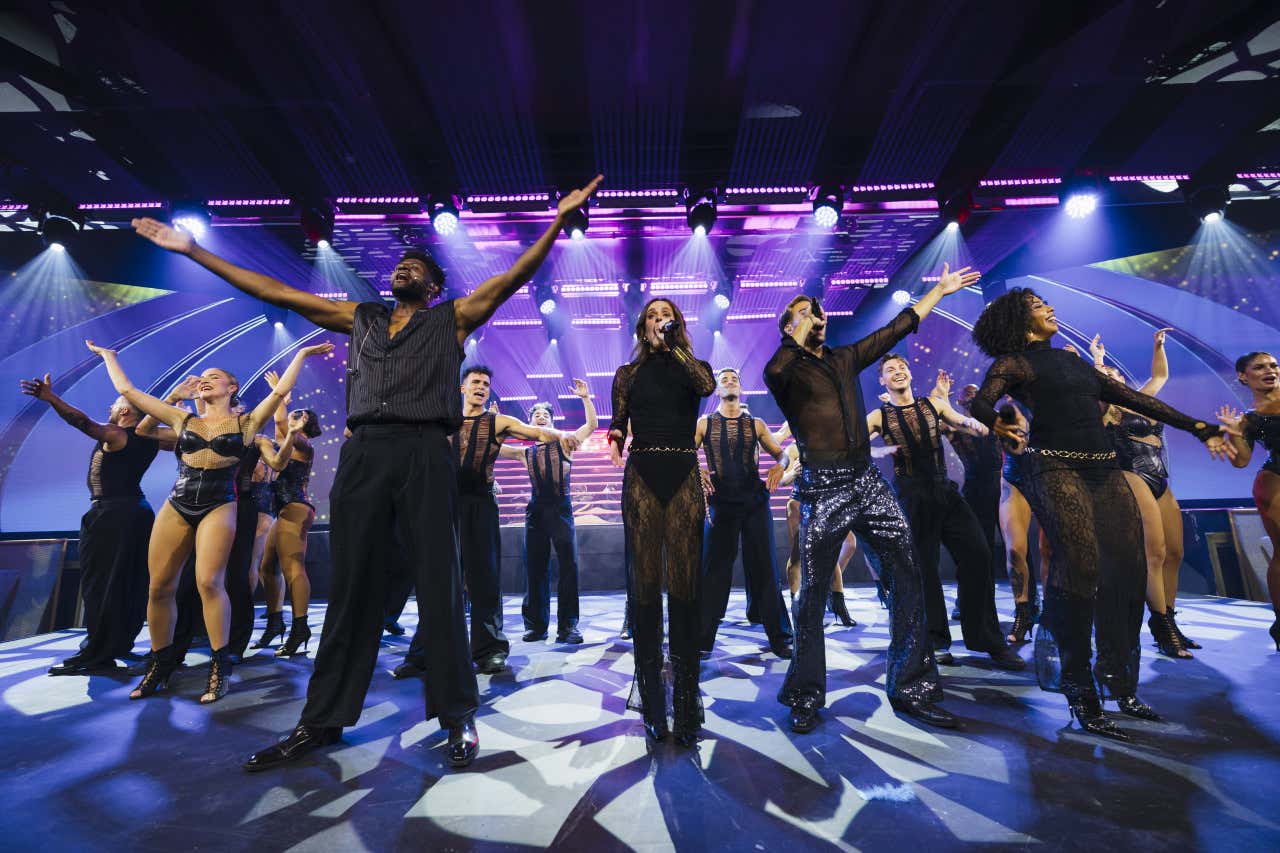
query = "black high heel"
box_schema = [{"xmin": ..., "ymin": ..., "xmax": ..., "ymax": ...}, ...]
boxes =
[
  {"xmin": 130, "ymin": 645, "xmax": 179, "ymax": 700},
  {"xmin": 1148, "ymin": 610, "xmax": 1192, "ymax": 659},
  {"xmin": 252, "ymin": 611, "xmax": 287, "ymax": 649},
  {"xmin": 1064, "ymin": 681, "xmax": 1128, "ymax": 740},
  {"xmin": 200, "ymin": 647, "xmax": 233, "ymax": 704},
  {"xmin": 1167, "ymin": 609, "xmax": 1201, "ymax": 650},
  {"xmin": 1007, "ymin": 601, "xmax": 1035, "ymax": 644},
  {"xmin": 276, "ymin": 619, "xmax": 312, "ymax": 657},
  {"xmin": 1116, "ymin": 695, "xmax": 1162, "ymax": 721},
  {"xmin": 828, "ymin": 591, "xmax": 856, "ymax": 627}
]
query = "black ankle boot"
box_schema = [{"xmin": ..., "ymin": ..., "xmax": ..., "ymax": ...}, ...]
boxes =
[
  {"xmin": 1063, "ymin": 676, "xmax": 1127, "ymax": 740},
  {"xmin": 670, "ymin": 655, "xmax": 703, "ymax": 748},
  {"xmin": 1007, "ymin": 601, "xmax": 1035, "ymax": 644},
  {"xmin": 276, "ymin": 618, "xmax": 312, "ymax": 657},
  {"xmin": 1271, "ymin": 619, "xmax": 1280, "ymax": 652},
  {"xmin": 130, "ymin": 645, "xmax": 180, "ymax": 700},
  {"xmin": 1148, "ymin": 610, "xmax": 1192, "ymax": 659},
  {"xmin": 1167, "ymin": 609, "xmax": 1201, "ymax": 650},
  {"xmin": 253, "ymin": 611, "xmax": 288, "ymax": 649},
  {"xmin": 635, "ymin": 654, "xmax": 668, "ymax": 742},
  {"xmin": 200, "ymin": 647, "xmax": 233, "ymax": 704},
  {"xmin": 828, "ymin": 591, "xmax": 856, "ymax": 627}
]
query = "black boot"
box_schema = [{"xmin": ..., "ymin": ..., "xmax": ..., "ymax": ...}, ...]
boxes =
[
  {"xmin": 631, "ymin": 601, "xmax": 667, "ymax": 741},
  {"xmin": 1148, "ymin": 610, "xmax": 1192, "ymax": 659},
  {"xmin": 253, "ymin": 611, "xmax": 288, "ymax": 649},
  {"xmin": 276, "ymin": 617, "xmax": 312, "ymax": 657},
  {"xmin": 1167, "ymin": 608, "xmax": 1201, "ymax": 650},
  {"xmin": 875, "ymin": 581, "xmax": 888, "ymax": 610},
  {"xmin": 619, "ymin": 603, "xmax": 633, "ymax": 640},
  {"xmin": 200, "ymin": 647, "xmax": 233, "ymax": 704},
  {"xmin": 1007, "ymin": 601, "xmax": 1035, "ymax": 644},
  {"xmin": 1063, "ymin": 676, "xmax": 1127, "ymax": 740},
  {"xmin": 828, "ymin": 590, "xmax": 856, "ymax": 627},
  {"xmin": 129, "ymin": 644, "xmax": 180, "ymax": 700},
  {"xmin": 670, "ymin": 655, "xmax": 703, "ymax": 748}
]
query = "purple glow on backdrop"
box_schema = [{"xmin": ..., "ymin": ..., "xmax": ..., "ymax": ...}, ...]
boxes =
[
  {"xmin": 1107, "ymin": 175, "xmax": 1188, "ymax": 183},
  {"xmin": 78, "ymin": 201, "xmax": 164, "ymax": 210},
  {"xmin": 1004, "ymin": 196, "xmax": 1061, "ymax": 206}
]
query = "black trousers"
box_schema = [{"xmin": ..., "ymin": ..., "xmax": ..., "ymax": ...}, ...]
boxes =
[
  {"xmin": 172, "ymin": 496, "xmax": 256, "ymax": 660},
  {"xmin": 780, "ymin": 463, "xmax": 941, "ymax": 707},
  {"xmin": 963, "ymin": 477, "xmax": 1004, "ymax": 581},
  {"xmin": 75, "ymin": 498, "xmax": 153, "ymax": 665},
  {"xmin": 895, "ymin": 477, "xmax": 1006, "ymax": 654},
  {"xmin": 384, "ymin": 548, "xmax": 416, "ymax": 623},
  {"xmin": 301, "ymin": 424, "xmax": 477, "ymax": 730},
  {"xmin": 699, "ymin": 494, "xmax": 793, "ymax": 651},
  {"xmin": 459, "ymin": 491, "xmax": 507, "ymax": 662},
  {"xmin": 521, "ymin": 496, "xmax": 580, "ymax": 635}
]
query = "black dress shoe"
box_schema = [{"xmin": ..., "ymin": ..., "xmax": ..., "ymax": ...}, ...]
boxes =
[
  {"xmin": 698, "ymin": 649, "xmax": 712, "ymax": 661},
  {"xmin": 556, "ymin": 628, "xmax": 583, "ymax": 645},
  {"xmin": 934, "ymin": 649, "xmax": 957, "ymax": 666},
  {"xmin": 447, "ymin": 720, "xmax": 479, "ymax": 768},
  {"xmin": 987, "ymin": 647, "xmax": 1026, "ymax": 671},
  {"xmin": 789, "ymin": 700, "xmax": 820, "ymax": 733},
  {"xmin": 769, "ymin": 640, "xmax": 794, "ymax": 659},
  {"xmin": 1116, "ymin": 695, "xmax": 1162, "ymax": 721},
  {"xmin": 49, "ymin": 657, "xmax": 118, "ymax": 676},
  {"xmin": 384, "ymin": 619, "xmax": 406, "ymax": 636},
  {"xmin": 244, "ymin": 724, "xmax": 342, "ymax": 772},
  {"xmin": 391, "ymin": 659, "xmax": 426, "ymax": 680},
  {"xmin": 476, "ymin": 653, "xmax": 508, "ymax": 674},
  {"xmin": 522, "ymin": 629, "xmax": 548, "ymax": 642},
  {"xmin": 889, "ymin": 697, "xmax": 959, "ymax": 729}
]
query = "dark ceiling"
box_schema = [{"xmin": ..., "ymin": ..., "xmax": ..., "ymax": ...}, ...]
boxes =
[{"xmin": 2, "ymin": 0, "xmax": 1279, "ymax": 208}]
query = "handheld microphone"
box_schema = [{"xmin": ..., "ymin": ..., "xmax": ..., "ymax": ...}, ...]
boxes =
[
  {"xmin": 659, "ymin": 319, "xmax": 680, "ymax": 336},
  {"xmin": 997, "ymin": 404, "xmax": 1016, "ymax": 424}
]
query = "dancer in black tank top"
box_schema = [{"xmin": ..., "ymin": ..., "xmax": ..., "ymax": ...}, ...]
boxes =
[
  {"xmin": 20, "ymin": 375, "xmax": 171, "ymax": 675},
  {"xmin": 695, "ymin": 367, "xmax": 794, "ymax": 660},
  {"xmin": 867, "ymin": 354, "xmax": 1022, "ymax": 671},
  {"xmin": 84, "ymin": 339, "xmax": 329, "ymax": 706},
  {"xmin": 492, "ymin": 379, "xmax": 598, "ymax": 645}
]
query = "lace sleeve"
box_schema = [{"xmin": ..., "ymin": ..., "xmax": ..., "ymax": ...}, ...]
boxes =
[
  {"xmin": 682, "ymin": 357, "xmax": 715, "ymax": 397},
  {"xmin": 609, "ymin": 363, "xmax": 636, "ymax": 438},
  {"xmin": 839, "ymin": 307, "xmax": 921, "ymax": 371},
  {"xmin": 1098, "ymin": 374, "xmax": 1219, "ymax": 441},
  {"xmin": 972, "ymin": 354, "xmax": 1030, "ymax": 428}
]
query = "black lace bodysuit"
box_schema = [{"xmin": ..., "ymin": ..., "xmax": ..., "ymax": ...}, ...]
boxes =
[{"xmin": 1241, "ymin": 412, "xmax": 1280, "ymax": 477}]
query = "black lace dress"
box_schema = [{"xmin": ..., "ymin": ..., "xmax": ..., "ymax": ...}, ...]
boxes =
[
  {"xmin": 610, "ymin": 349, "xmax": 714, "ymax": 727},
  {"xmin": 971, "ymin": 341, "xmax": 1218, "ymax": 701}
]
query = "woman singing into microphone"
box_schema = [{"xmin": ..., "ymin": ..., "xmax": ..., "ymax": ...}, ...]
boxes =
[{"xmin": 609, "ymin": 299, "xmax": 715, "ymax": 746}]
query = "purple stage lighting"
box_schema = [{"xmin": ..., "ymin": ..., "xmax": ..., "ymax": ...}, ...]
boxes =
[
  {"xmin": 1063, "ymin": 192, "xmax": 1098, "ymax": 219},
  {"xmin": 78, "ymin": 201, "xmax": 165, "ymax": 211},
  {"xmin": 173, "ymin": 214, "xmax": 208, "ymax": 238},
  {"xmin": 892, "ymin": 289, "xmax": 912, "ymax": 306},
  {"xmin": 1004, "ymin": 196, "xmax": 1060, "ymax": 207},
  {"xmin": 848, "ymin": 182, "xmax": 934, "ymax": 192},
  {"xmin": 979, "ymin": 178, "xmax": 1062, "ymax": 187},
  {"xmin": 714, "ymin": 293, "xmax": 731, "ymax": 309},
  {"xmin": 1106, "ymin": 175, "xmax": 1189, "ymax": 183},
  {"xmin": 206, "ymin": 198, "xmax": 291, "ymax": 206}
]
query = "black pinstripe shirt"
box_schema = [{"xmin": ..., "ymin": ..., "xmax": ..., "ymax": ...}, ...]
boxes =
[{"xmin": 345, "ymin": 300, "xmax": 464, "ymax": 431}]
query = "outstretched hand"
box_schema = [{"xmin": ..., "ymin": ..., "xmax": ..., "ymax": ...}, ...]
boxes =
[
  {"xmin": 299, "ymin": 342, "xmax": 335, "ymax": 358},
  {"xmin": 19, "ymin": 373, "xmax": 55, "ymax": 402},
  {"xmin": 84, "ymin": 339, "xmax": 115, "ymax": 358},
  {"xmin": 935, "ymin": 262, "xmax": 981, "ymax": 295},
  {"xmin": 1216, "ymin": 405, "xmax": 1244, "ymax": 437},
  {"xmin": 570, "ymin": 378, "xmax": 590, "ymax": 398},
  {"xmin": 1154, "ymin": 327, "xmax": 1173, "ymax": 348},
  {"xmin": 557, "ymin": 175, "xmax": 604, "ymax": 219},
  {"xmin": 1089, "ymin": 334, "xmax": 1106, "ymax": 366},
  {"xmin": 132, "ymin": 217, "xmax": 195, "ymax": 254},
  {"xmin": 1205, "ymin": 434, "xmax": 1236, "ymax": 462},
  {"xmin": 931, "ymin": 369, "xmax": 953, "ymax": 399}
]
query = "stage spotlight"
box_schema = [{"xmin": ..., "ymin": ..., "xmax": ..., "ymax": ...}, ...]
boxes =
[
  {"xmin": 274, "ymin": 321, "xmax": 284, "ymax": 329},
  {"xmin": 300, "ymin": 201, "xmax": 335, "ymax": 246},
  {"xmin": 812, "ymin": 185, "xmax": 843, "ymax": 228},
  {"xmin": 550, "ymin": 338, "xmax": 558, "ymax": 346},
  {"xmin": 1063, "ymin": 192, "xmax": 1098, "ymax": 219},
  {"xmin": 561, "ymin": 204, "xmax": 588, "ymax": 240},
  {"xmin": 428, "ymin": 195, "xmax": 461, "ymax": 235},
  {"xmin": 171, "ymin": 202, "xmax": 210, "ymax": 239},
  {"xmin": 892, "ymin": 289, "xmax": 912, "ymax": 306},
  {"xmin": 38, "ymin": 208, "xmax": 83, "ymax": 250},
  {"xmin": 534, "ymin": 282, "xmax": 557, "ymax": 315},
  {"xmin": 713, "ymin": 280, "xmax": 733, "ymax": 310},
  {"xmin": 1186, "ymin": 184, "xmax": 1228, "ymax": 224},
  {"xmin": 685, "ymin": 188, "xmax": 717, "ymax": 236},
  {"xmin": 938, "ymin": 191, "xmax": 971, "ymax": 230}
]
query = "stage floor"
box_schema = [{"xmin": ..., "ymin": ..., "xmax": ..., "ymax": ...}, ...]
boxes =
[{"xmin": 1, "ymin": 586, "xmax": 1278, "ymax": 852}]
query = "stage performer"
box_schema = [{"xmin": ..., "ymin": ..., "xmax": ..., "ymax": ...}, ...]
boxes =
[
  {"xmin": 868, "ymin": 355, "xmax": 1023, "ymax": 670},
  {"xmin": 765, "ymin": 264, "xmax": 981, "ymax": 734},
  {"xmin": 395, "ymin": 365, "xmax": 573, "ymax": 677},
  {"xmin": 608, "ymin": 297, "xmax": 715, "ymax": 747},
  {"xmin": 1218, "ymin": 351, "xmax": 1280, "ymax": 651},
  {"xmin": 133, "ymin": 174, "xmax": 599, "ymax": 770},
  {"xmin": 492, "ymin": 380, "xmax": 598, "ymax": 645},
  {"xmin": 971, "ymin": 288, "xmax": 1228, "ymax": 739},
  {"xmin": 1091, "ymin": 330, "xmax": 1198, "ymax": 658},
  {"xmin": 84, "ymin": 339, "xmax": 328, "ymax": 704},
  {"xmin": 19, "ymin": 374, "xmax": 174, "ymax": 674},
  {"xmin": 935, "ymin": 378, "xmax": 1006, "ymax": 584},
  {"xmin": 695, "ymin": 367, "xmax": 794, "ymax": 659}
]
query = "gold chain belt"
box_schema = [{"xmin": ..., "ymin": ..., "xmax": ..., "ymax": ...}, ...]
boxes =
[
  {"xmin": 629, "ymin": 446, "xmax": 697, "ymax": 454},
  {"xmin": 1024, "ymin": 447, "xmax": 1117, "ymax": 461}
]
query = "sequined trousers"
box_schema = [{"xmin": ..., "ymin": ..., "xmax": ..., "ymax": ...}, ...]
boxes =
[{"xmin": 778, "ymin": 462, "xmax": 942, "ymax": 708}]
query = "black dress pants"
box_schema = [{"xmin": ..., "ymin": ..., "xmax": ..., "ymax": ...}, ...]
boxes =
[
  {"xmin": 300, "ymin": 424, "xmax": 478, "ymax": 730},
  {"xmin": 896, "ymin": 477, "xmax": 1006, "ymax": 654},
  {"xmin": 698, "ymin": 493, "xmax": 793, "ymax": 652},
  {"xmin": 75, "ymin": 498, "xmax": 153, "ymax": 665},
  {"xmin": 521, "ymin": 496, "xmax": 580, "ymax": 635}
]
